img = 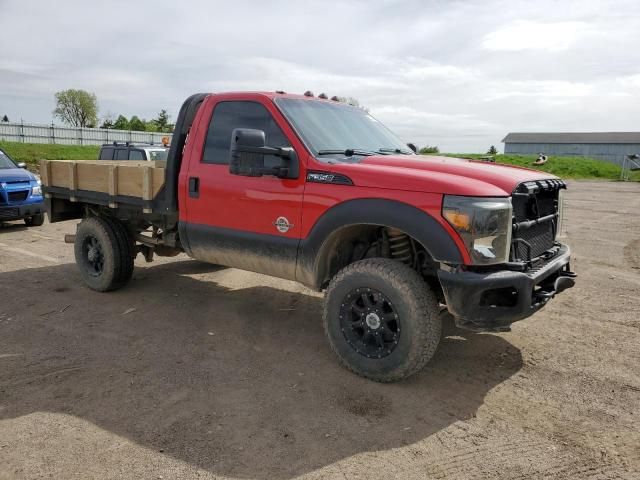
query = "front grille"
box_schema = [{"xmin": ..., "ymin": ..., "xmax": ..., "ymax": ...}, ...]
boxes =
[
  {"xmin": 512, "ymin": 221, "xmax": 555, "ymax": 259},
  {"xmin": 0, "ymin": 207, "xmax": 19, "ymax": 219},
  {"xmin": 8, "ymin": 191, "xmax": 29, "ymax": 203},
  {"xmin": 511, "ymin": 179, "xmax": 564, "ymax": 262}
]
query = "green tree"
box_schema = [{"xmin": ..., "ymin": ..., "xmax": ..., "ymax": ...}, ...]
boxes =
[
  {"xmin": 144, "ymin": 120, "xmax": 158, "ymax": 132},
  {"xmin": 53, "ymin": 89, "xmax": 98, "ymax": 127},
  {"xmin": 153, "ymin": 109, "xmax": 171, "ymax": 132},
  {"xmin": 129, "ymin": 116, "xmax": 145, "ymax": 131},
  {"xmin": 1, "ymin": 115, "xmax": 8, "ymax": 122},
  {"xmin": 487, "ymin": 145, "xmax": 498, "ymax": 155},
  {"xmin": 99, "ymin": 113, "xmax": 114, "ymax": 129},
  {"xmin": 112, "ymin": 115, "xmax": 130, "ymax": 130},
  {"xmin": 419, "ymin": 146, "xmax": 440, "ymax": 154}
]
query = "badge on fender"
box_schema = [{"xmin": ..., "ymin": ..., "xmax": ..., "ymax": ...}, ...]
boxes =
[{"xmin": 273, "ymin": 217, "xmax": 293, "ymax": 233}]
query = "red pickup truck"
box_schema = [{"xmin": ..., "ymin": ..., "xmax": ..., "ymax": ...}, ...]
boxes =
[{"xmin": 42, "ymin": 91, "xmax": 575, "ymax": 382}]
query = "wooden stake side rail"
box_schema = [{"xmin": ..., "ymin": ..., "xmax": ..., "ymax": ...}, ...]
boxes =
[{"xmin": 40, "ymin": 160, "xmax": 166, "ymax": 213}]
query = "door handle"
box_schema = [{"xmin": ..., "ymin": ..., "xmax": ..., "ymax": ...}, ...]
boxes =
[{"xmin": 189, "ymin": 176, "xmax": 199, "ymax": 198}]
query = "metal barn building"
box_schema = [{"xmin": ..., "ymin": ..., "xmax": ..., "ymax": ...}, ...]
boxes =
[{"xmin": 502, "ymin": 132, "xmax": 640, "ymax": 166}]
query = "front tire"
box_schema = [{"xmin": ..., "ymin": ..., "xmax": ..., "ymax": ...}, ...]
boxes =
[
  {"xmin": 324, "ymin": 258, "xmax": 441, "ymax": 382},
  {"xmin": 74, "ymin": 217, "xmax": 126, "ymax": 292},
  {"xmin": 24, "ymin": 213, "xmax": 44, "ymax": 227}
]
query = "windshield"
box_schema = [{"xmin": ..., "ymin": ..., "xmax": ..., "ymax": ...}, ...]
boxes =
[
  {"xmin": 147, "ymin": 149, "xmax": 168, "ymax": 161},
  {"xmin": 275, "ymin": 98, "xmax": 412, "ymax": 160},
  {"xmin": 0, "ymin": 150, "xmax": 18, "ymax": 169}
]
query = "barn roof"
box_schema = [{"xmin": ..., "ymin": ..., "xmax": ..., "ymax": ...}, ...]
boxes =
[{"xmin": 502, "ymin": 132, "xmax": 640, "ymax": 144}]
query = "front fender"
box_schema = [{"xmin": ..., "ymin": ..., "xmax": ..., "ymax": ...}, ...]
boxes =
[{"xmin": 296, "ymin": 198, "xmax": 464, "ymax": 289}]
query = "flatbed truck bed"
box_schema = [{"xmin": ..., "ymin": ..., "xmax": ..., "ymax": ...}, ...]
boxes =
[{"xmin": 40, "ymin": 159, "xmax": 166, "ymax": 213}]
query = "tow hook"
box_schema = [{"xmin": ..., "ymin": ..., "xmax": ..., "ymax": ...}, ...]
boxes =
[{"xmin": 536, "ymin": 270, "xmax": 577, "ymax": 300}]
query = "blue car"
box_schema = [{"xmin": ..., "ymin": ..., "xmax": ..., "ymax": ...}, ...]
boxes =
[{"xmin": 0, "ymin": 149, "xmax": 45, "ymax": 226}]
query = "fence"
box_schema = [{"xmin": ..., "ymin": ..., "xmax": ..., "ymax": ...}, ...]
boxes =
[
  {"xmin": 620, "ymin": 154, "xmax": 640, "ymax": 181},
  {"xmin": 0, "ymin": 122, "xmax": 173, "ymax": 146}
]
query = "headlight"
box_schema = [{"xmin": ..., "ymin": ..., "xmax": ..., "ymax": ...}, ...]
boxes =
[
  {"xmin": 31, "ymin": 185, "xmax": 42, "ymax": 196},
  {"xmin": 442, "ymin": 195, "xmax": 512, "ymax": 265}
]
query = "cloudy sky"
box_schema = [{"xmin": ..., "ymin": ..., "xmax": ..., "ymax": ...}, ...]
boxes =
[{"xmin": 1, "ymin": 0, "xmax": 639, "ymax": 152}]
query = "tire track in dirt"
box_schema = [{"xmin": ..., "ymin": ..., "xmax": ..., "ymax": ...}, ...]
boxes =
[{"xmin": 623, "ymin": 239, "xmax": 640, "ymax": 270}]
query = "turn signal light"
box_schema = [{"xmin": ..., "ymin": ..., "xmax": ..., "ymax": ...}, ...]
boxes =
[{"xmin": 443, "ymin": 211, "xmax": 471, "ymax": 231}]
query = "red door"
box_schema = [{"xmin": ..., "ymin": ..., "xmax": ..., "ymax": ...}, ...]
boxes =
[{"xmin": 180, "ymin": 93, "xmax": 308, "ymax": 280}]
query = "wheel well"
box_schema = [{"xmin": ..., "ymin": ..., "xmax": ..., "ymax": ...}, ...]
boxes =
[{"xmin": 316, "ymin": 224, "xmax": 443, "ymax": 296}]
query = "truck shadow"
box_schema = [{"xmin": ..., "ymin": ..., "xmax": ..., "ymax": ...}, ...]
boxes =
[
  {"xmin": 0, "ymin": 221, "xmax": 28, "ymax": 232},
  {"xmin": 0, "ymin": 259, "xmax": 523, "ymax": 479}
]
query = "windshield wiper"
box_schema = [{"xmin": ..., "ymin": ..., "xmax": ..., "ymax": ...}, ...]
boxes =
[
  {"xmin": 378, "ymin": 147, "xmax": 413, "ymax": 155},
  {"xmin": 317, "ymin": 149, "xmax": 378, "ymax": 157}
]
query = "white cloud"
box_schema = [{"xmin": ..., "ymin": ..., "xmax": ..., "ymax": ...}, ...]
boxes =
[
  {"xmin": 617, "ymin": 74, "xmax": 640, "ymax": 89},
  {"xmin": 482, "ymin": 21, "xmax": 588, "ymax": 52},
  {"xmin": 484, "ymin": 80, "xmax": 594, "ymax": 100},
  {"xmin": 0, "ymin": 0, "xmax": 639, "ymax": 152}
]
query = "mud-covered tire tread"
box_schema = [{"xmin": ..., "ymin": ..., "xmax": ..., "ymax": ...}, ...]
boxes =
[
  {"xmin": 323, "ymin": 258, "xmax": 441, "ymax": 383},
  {"xmin": 74, "ymin": 217, "xmax": 122, "ymax": 292},
  {"xmin": 102, "ymin": 217, "xmax": 135, "ymax": 288}
]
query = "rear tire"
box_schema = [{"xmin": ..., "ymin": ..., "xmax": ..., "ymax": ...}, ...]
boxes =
[
  {"xmin": 102, "ymin": 217, "xmax": 135, "ymax": 288},
  {"xmin": 24, "ymin": 213, "xmax": 44, "ymax": 227},
  {"xmin": 323, "ymin": 258, "xmax": 441, "ymax": 382},
  {"xmin": 74, "ymin": 217, "xmax": 124, "ymax": 292}
]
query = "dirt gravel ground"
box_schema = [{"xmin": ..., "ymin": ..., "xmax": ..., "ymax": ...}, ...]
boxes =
[{"xmin": 0, "ymin": 180, "xmax": 638, "ymax": 480}]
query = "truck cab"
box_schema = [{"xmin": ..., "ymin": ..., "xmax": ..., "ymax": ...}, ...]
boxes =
[{"xmin": 42, "ymin": 91, "xmax": 575, "ymax": 382}]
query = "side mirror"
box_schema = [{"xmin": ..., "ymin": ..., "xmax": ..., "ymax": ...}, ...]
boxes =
[
  {"xmin": 407, "ymin": 143, "xmax": 417, "ymax": 154},
  {"xmin": 229, "ymin": 128, "xmax": 299, "ymax": 179},
  {"xmin": 17, "ymin": 162, "xmax": 27, "ymax": 169}
]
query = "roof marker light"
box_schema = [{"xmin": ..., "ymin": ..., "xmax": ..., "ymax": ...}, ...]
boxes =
[{"xmin": 303, "ymin": 90, "xmax": 314, "ymax": 97}]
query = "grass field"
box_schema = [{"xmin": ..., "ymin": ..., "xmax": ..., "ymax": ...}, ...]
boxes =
[
  {"xmin": 0, "ymin": 141, "xmax": 637, "ymax": 181},
  {"xmin": 0, "ymin": 141, "xmax": 100, "ymax": 170},
  {"xmin": 432, "ymin": 153, "xmax": 639, "ymax": 181}
]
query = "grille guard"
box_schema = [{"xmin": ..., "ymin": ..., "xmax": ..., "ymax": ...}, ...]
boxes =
[{"xmin": 510, "ymin": 179, "xmax": 565, "ymax": 265}]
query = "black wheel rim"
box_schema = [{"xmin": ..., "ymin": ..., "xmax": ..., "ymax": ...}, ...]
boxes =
[
  {"xmin": 82, "ymin": 235, "xmax": 104, "ymax": 277},
  {"xmin": 339, "ymin": 288, "xmax": 400, "ymax": 358}
]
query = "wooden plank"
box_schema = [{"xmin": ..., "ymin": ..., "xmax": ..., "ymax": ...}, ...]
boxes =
[
  {"xmin": 152, "ymin": 168, "xmax": 165, "ymax": 196},
  {"xmin": 41, "ymin": 160, "xmax": 52, "ymax": 198},
  {"xmin": 68, "ymin": 162, "xmax": 78, "ymax": 202},
  {"xmin": 39, "ymin": 160, "xmax": 51, "ymax": 186},
  {"xmin": 117, "ymin": 166, "xmax": 143, "ymax": 197},
  {"xmin": 50, "ymin": 161, "xmax": 71, "ymax": 188},
  {"xmin": 142, "ymin": 167, "xmax": 152, "ymax": 200},
  {"xmin": 142, "ymin": 167, "xmax": 152, "ymax": 213},
  {"xmin": 108, "ymin": 165, "xmax": 118, "ymax": 208},
  {"xmin": 77, "ymin": 163, "xmax": 109, "ymax": 192}
]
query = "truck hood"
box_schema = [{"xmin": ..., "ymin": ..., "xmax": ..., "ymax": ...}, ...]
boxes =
[
  {"xmin": 328, "ymin": 155, "xmax": 557, "ymax": 196},
  {"xmin": 0, "ymin": 168, "xmax": 35, "ymax": 183}
]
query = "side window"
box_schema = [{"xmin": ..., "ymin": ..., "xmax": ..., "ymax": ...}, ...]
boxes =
[
  {"xmin": 129, "ymin": 150, "xmax": 145, "ymax": 161},
  {"xmin": 115, "ymin": 149, "xmax": 129, "ymax": 160},
  {"xmin": 202, "ymin": 101, "xmax": 290, "ymax": 165},
  {"xmin": 99, "ymin": 147, "xmax": 114, "ymax": 160}
]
